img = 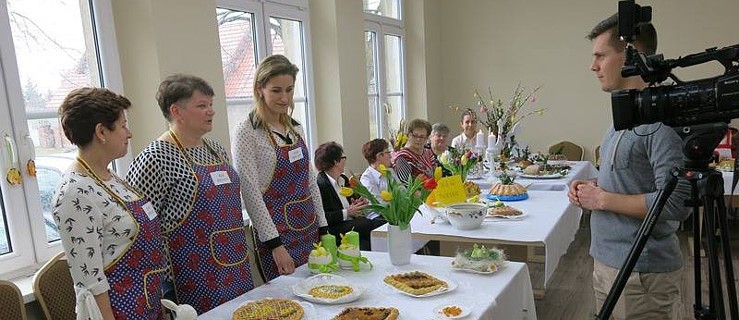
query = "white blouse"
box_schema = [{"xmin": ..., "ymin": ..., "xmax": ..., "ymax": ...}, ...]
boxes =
[
  {"xmin": 53, "ymin": 171, "xmax": 142, "ymax": 297},
  {"xmin": 231, "ymin": 114, "xmax": 328, "ymax": 243}
]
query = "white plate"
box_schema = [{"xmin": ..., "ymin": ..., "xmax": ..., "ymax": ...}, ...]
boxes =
[
  {"xmin": 292, "ymin": 274, "xmax": 364, "ymax": 304},
  {"xmin": 384, "ymin": 272, "xmax": 457, "ymax": 298},
  {"xmin": 235, "ymin": 299, "xmax": 316, "ymax": 319},
  {"xmin": 518, "ymin": 173, "xmax": 564, "ymax": 179},
  {"xmin": 485, "ymin": 212, "xmax": 528, "ymax": 220},
  {"xmin": 451, "ymin": 261, "xmax": 508, "ymax": 274},
  {"xmin": 433, "ymin": 304, "xmax": 472, "ymax": 319}
]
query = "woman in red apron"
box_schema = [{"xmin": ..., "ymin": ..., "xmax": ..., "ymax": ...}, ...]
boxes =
[
  {"xmin": 232, "ymin": 55, "xmax": 329, "ymax": 281},
  {"xmin": 127, "ymin": 75, "xmax": 253, "ymax": 314},
  {"xmin": 55, "ymin": 87, "xmax": 166, "ymax": 319}
]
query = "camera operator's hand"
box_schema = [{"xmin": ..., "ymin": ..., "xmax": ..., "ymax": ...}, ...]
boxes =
[
  {"xmin": 568, "ymin": 179, "xmax": 596, "ymax": 207},
  {"xmin": 575, "ymin": 183, "xmax": 608, "ymax": 211}
]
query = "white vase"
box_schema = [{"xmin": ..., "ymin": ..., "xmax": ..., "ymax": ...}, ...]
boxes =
[{"xmin": 387, "ymin": 224, "xmax": 412, "ymax": 266}]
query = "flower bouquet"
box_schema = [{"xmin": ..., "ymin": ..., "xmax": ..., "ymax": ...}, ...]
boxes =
[
  {"xmin": 347, "ymin": 164, "xmax": 437, "ymax": 230},
  {"xmin": 387, "ymin": 118, "xmax": 408, "ymax": 152},
  {"xmin": 438, "ymin": 148, "xmax": 481, "ymax": 181},
  {"xmin": 475, "ymin": 84, "xmax": 545, "ymax": 141}
]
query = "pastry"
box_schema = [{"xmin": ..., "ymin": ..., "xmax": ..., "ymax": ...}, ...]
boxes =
[
  {"xmin": 309, "ymin": 285, "xmax": 353, "ymax": 299},
  {"xmin": 488, "ymin": 205, "xmax": 523, "ymax": 216},
  {"xmin": 231, "ymin": 298, "xmax": 303, "ymax": 320},
  {"xmin": 464, "ymin": 181, "xmax": 481, "ymax": 196},
  {"xmin": 332, "ymin": 307, "xmax": 400, "ymax": 320},
  {"xmin": 383, "ymin": 271, "xmax": 447, "ymax": 296},
  {"xmin": 488, "ymin": 182, "xmax": 526, "ymax": 196}
]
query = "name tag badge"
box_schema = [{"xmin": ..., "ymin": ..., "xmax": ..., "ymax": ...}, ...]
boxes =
[
  {"xmin": 288, "ymin": 147, "xmax": 304, "ymax": 163},
  {"xmin": 142, "ymin": 202, "xmax": 157, "ymax": 220},
  {"xmin": 210, "ymin": 171, "xmax": 232, "ymax": 186}
]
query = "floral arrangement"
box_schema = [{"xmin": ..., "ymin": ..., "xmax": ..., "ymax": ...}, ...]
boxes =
[
  {"xmin": 387, "ymin": 118, "xmax": 408, "ymax": 151},
  {"xmin": 438, "ymin": 148, "xmax": 480, "ymax": 181},
  {"xmin": 345, "ymin": 164, "xmax": 437, "ymax": 230},
  {"xmin": 471, "ymin": 84, "xmax": 545, "ymax": 139}
]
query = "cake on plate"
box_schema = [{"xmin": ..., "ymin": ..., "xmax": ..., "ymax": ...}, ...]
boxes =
[
  {"xmin": 332, "ymin": 307, "xmax": 399, "ymax": 320},
  {"xmin": 231, "ymin": 298, "xmax": 303, "ymax": 320},
  {"xmin": 489, "ymin": 171, "xmax": 526, "ymax": 196},
  {"xmin": 383, "ymin": 271, "xmax": 447, "ymax": 296},
  {"xmin": 309, "ymin": 285, "xmax": 353, "ymax": 299}
]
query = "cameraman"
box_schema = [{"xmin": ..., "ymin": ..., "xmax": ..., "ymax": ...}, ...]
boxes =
[{"xmin": 568, "ymin": 13, "xmax": 691, "ymax": 319}]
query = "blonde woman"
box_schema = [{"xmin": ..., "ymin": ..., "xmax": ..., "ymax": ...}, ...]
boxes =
[{"xmin": 232, "ymin": 55, "xmax": 328, "ymax": 281}]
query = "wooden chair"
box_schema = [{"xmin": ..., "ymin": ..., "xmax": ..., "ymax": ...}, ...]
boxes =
[
  {"xmin": 34, "ymin": 252, "xmax": 76, "ymax": 320},
  {"xmin": 548, "ymin": 141, "xmax": 584, "ymax": 161},
  {"xmin": 0, "ymin": 280, "xmax": 28, "ymax": 320},
  {"xmin": 594, "ymin": 145, "xmax": 601, "ymax": 168}
]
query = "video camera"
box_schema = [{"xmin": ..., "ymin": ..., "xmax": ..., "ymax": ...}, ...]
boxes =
[{"xmin": 610, "ymin": 0, "xmax": 739, "ymax": 131}]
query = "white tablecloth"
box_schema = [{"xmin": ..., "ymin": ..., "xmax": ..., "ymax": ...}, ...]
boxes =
[
  {"xmin": 198, "ymin": 251, "xmax": 537, "ymax": 320},
  {"xmin": 371, "ymin": 162, "xmax": 598, "ymax": 287},
  {"xmin": 475, "ymin": 161, "xmax": 598, "ymax": 192}
]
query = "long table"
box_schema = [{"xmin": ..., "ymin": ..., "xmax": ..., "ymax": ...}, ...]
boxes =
[
  {"xmin": 198, "ymin": 251, "xmax": 537, "ymax": 320},
  {"xmin": 372, "ymin": 161, "xmax": 598, "ymax": 296}
]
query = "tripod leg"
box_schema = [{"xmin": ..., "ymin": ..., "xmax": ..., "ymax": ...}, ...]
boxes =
[
  {"xmin": 702, "ymin": 198, "xmax": 726, "ymax": 319},
  {"xmin": 715, "ymin": 196, "xmax": 739, "ymax": 318},
  {"xmin": 692, "ymin": 190, "xmax": 705, "ymax": 317}
]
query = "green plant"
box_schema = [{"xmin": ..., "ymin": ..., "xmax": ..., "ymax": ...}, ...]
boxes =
[
  {"xmin": 438, "ymin": 148, "xmax": 480, "ymax": 181},
  {"xmin": 348, "ymin": 165, "xmax": 437, "ymax": 230}
]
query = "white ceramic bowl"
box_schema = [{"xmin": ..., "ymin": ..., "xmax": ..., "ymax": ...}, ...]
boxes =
[{"xmin": 444, "ymin": 203, "xmax": 486, "ymax": 230}]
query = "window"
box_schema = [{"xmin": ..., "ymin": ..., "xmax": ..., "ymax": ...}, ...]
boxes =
[
  {"xmin": 364, "ymin": 0, "xmax": 405, "ymax": 140},
  {"xmin": 216, "ymin": 0, "xmax": 316, "ymax": 150},
  {"xmin": 0, "ymin": 0, "xmax": 122, "ymax": 275}
]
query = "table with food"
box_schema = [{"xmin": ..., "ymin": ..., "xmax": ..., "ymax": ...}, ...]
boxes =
[{"xmin": 198, "ymin": 250, "xmax": 536, "ymax": 320}]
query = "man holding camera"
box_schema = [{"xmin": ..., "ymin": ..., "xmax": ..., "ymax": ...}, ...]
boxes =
[{"xmin": 568, "ymin": 13, "xmax": 691, "ymax": 319}]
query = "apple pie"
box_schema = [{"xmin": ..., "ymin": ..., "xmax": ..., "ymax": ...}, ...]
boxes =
[
  {"xmin": 309, "ymin": 285, "xmax": 353, "ymax": 299},
  {"xmin": 231, "ymin": 298, "xmax": 303, "ymax": 320},
  {"xmin": 332, "ymin": 307, "xmax": 399, "ymax": 320},
  {"xmin": 383, "ymin": 271, "xmax": 447, "ymax": 296}
]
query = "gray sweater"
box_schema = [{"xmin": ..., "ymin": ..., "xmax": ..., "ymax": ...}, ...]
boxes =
[{"xmin": 590, "ymin": 124, "xmax": 691, "ymax": 273}]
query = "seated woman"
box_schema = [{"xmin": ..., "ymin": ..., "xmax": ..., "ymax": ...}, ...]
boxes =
[
  {"xmin": 54, "ymin": 88, "xmax": 167, "ymax": 319},
  {"xmin": 315, "ymin": 142, "xmax": 384, "ymax": 250},
  {"xmin": 426, "ymin": 122, "xmax": 454, "ymax": 177},
  {"xmin": 451, "ymin": 108, "xmax": 478, "ymax": 151},
  {"xmin": 392, "ymin": 118, "xmax": 436, "ymax": 184}
]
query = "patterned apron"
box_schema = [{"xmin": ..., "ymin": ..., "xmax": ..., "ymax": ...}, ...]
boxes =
[
  {"xmin": 77, "ymin": 158, "xmax": 166, "ymax": 320},
  {"xmin": 165, "ymin": 132, "xmax": 253, "ymax": 314},
  {"xmin": 254, "ymin": 129, "xmax": 319, "ymax": 281}
]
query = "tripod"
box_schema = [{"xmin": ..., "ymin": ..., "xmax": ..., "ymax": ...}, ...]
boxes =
[{"xmin": 598, "ymin": 123, "xmax": 739, "ymax": 319}]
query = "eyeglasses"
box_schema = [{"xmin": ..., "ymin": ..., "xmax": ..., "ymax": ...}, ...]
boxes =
[
  {"xmin": 410, "ymin": 133, "xmax": 428, "ymax": 140},
  {"xmin": 340, "ymin": 156, "xmax": 347, "ymax": 160}
]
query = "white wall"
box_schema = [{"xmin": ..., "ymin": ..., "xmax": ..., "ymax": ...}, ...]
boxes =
[{"xmin": 430, "ymin": 0, "xmax": 739, "ymax": 160}]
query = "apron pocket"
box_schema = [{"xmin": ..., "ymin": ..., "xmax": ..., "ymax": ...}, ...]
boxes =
[
  {"xmin": 210, "ymin": 227, "xmax": 249, "ymax": 266},
  {"xmin": 143, "ymin": 267, "xmax": 168, "ymax": 308},
  {"xmin": 282, "ymin": 196, "xmax": 316, "ymax": 231}
]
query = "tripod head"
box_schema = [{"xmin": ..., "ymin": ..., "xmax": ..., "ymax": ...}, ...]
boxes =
[{"xmin": 674, "ymin": 122, "xmax": 728, "ymax": 171}]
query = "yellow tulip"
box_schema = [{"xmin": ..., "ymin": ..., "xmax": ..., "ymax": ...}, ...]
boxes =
[
  {"xmin": 339, "ymin": 187, "xmax": 354, "ymax": 197},
  {"xmin": 434, "ymin": 166, "xmax": 443, "ymax": 181},
  {"xmin": 380, "ymin": 190, "xmax": 393, "ymax": 201},
  {"xmin": 378, "ymin": 164, "xmax": 388, "ymax": 176},
  {"xmin": 461, "ymin": 154, "xmax": 469, "ymax": 166}
]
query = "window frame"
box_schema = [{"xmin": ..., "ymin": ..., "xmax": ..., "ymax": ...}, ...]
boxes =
[
  {"xmin": 217, "ymin": 0, "xmax": 317, "ymax": 152},
  {"xmin": 364, "ymin": 6, "xmax": 406, "ymax": 140},
  {"xmin": 0, "ymin": 0, "xmax": 125, "ymax": 276}
]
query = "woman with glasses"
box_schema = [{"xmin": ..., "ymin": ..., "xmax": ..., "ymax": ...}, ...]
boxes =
[
  {"xmin": 315, "ymin": 142, "xmax": 383, "ymax": 250},
  {"xmin": 391, "ymin": 118, "xmax": 436, "ymax": 184}
]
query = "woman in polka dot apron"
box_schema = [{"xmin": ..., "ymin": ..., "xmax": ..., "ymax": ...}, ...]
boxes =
[
  {"xmin": 54, "ymin": 88, "xmax": 166, "ymax": 319},
  {"xmin": 127, "ymin": 75, "xmax": 253, "ymax": 314},
  {"xmin": 233, "ymin": 55, "xmax": 329, "ymax": 282}
]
